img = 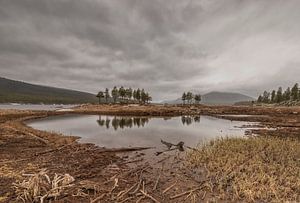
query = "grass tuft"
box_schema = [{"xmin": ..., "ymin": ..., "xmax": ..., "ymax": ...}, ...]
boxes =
[{"xmin": 186, "ymin": 136, "xmax": 300, "ymax": 202}]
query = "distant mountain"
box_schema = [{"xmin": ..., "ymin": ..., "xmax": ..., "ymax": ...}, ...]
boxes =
[
  {"xmin": 201, "ymin": 91, "xmax": 254, "ymax": 105},
  {"xmin": 0, "ymin": 77, "xmax": 98, "ymax": 104},
  {"xmin": 162, "ymin": 91, "xmax": 254, "ymax": 105}
]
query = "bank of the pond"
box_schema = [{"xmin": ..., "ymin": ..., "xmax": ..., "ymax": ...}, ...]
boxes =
[{"xmin": 0, "ymin": 104, "xmax": 300, "ymax": 202}]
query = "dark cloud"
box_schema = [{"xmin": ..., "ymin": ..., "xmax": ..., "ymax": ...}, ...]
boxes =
[{"xmin": 0, "ymin": 0, "xmax": 300, "ymax": 100}]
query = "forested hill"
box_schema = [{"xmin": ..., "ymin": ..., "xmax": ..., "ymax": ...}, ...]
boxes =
[{"xmin": 0, "ymin": 77, "xmax": 98, "ymax": 104}]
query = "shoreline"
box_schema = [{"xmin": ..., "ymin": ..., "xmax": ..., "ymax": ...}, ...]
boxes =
[{"xmin": 0, "ymin": 104, "xmax": 299, "ymax": 202}]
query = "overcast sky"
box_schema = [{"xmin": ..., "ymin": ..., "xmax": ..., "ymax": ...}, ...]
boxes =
[{"xmin": 1, "ymin": 0, "xmax": 300, "ymax": 100}]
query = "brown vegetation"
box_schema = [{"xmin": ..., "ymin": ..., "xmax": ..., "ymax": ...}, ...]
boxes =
[
  {"xmin": 0, "ymin": 104, "xmax": 300, "ymax": 202},
  {"xmin": 187, "ymin": 137, "xmax": 300, "ymax": 202}
]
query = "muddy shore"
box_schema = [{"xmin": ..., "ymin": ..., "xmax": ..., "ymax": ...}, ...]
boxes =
[{"xmin": 0, "ymin": 105, "xmax": 299, "ymax": 202}]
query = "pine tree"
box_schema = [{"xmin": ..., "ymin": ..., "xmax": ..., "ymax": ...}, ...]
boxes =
[
  {"xmin": 136, "ymin": 88, "xmax": 141, "ymax": 102},
  {"xmin": 271, "ymin": 90, "xmax": 276, "ymax": 103},
  {"xmin": 262, "ymin": 91, "xmax": 270, "ymax": 103},
  {"xmin": 133, "ymin": 90, "xmax": 137, "ymax": 101},
  {"xmin": 145, "ymin": 93, "xmax": 152, "ymax": 104},
  {"xmin": 284, "ymin": 87, "xmax": 291, "ymax": 101},
  {"xmin": 119, "ymin": 86, "xmax": 126, "ymax": 101},
  {"xmin": 105, "ymin": 88, "xmax": 110, "ymax": 103},
  {"xmin": 186, "ymin": 92, "xmax": 194, "ymax": 104},
  {"xmin": 111, "ymin": 86, "xmax": 119, "ymax": 103},
  {"xmin": 194, "ymin": 94, "xmax": 201, "ymax": 104},
  {"xmin": 182, "ymin": 92, "xmax": 186, "ymax": 104},
  {"xmin": 291, "ymin": 83, "xmax": 299, "ymax": 100},
  {"xmin": 257, "ymin": 95, "xmax": 263, "ymax": 103},
  {"xmin": 276, "ymin": 87, "xmax": 283, "ymax": 103},
  {"xmin": 96, "ymin": 91, "xmax": 104, "ymax": 104},
  {"xmin": 126, "ymin": 88, "xmax": 133, "ymax": 101},
  {"xmin": 141, "ymin": 89, "xmax": 146, "ymax": 104}
]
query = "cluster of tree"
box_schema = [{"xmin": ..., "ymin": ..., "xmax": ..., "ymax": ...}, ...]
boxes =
[
  {"xmin": 181, "ymin": 92, "xmax": 202, "ymax": 104},
  {"xmin": 257, "ymin": 83, "xmax": 299, "ymax": 103},
  {"xmin": 97, "ymin": 116, "xmax": 149, "ymax": 130},
  {"xmin": 96, "ymin": 87, "xmax": 152, "ymax": 104}
]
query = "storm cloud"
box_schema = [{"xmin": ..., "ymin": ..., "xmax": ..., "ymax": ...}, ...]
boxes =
[{"xmin": 1, "ymin": 0, "xmax": 300, "ymax": 100}]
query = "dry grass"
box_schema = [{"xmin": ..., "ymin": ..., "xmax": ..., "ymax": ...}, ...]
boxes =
[
  {"xmin": 0, "ymin": 164, "xmax": 23, "ymax": 180},
  {"xmin": 13, "ymin": 169, "xmax": 75, "ymax": 203},
  {"xmin": 186, "ymin": 136, "xmax": 300, "ymax": 202}
]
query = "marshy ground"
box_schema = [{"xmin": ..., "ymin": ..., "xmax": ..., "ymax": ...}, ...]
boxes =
[{"xmin": 0, "ymin": 105, "xmax": 299, "ymax": 202}]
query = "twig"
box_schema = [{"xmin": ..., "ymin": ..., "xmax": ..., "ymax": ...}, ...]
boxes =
[
  {"xmin": 142, "ymin": 180, "xmax": 145, "ymax": 192},
  {"xmin": 140, "ymin": 190, "xmax": 160, "ymax": 203},
  {"xmin": 90, "ymin": 193, "xmax": 105, "ymax": 203},
  {"xmin": 119, "ymin": 197, "xmax": 134, "ymax": 203},
  {"xmin": 201, "ymin": 191, "xmax": 207, "ymax": 200},
  {"xmin": 136, "ymin": 196, "xmax": 144, "ymax": 203},
  {"xmin": 152, "ymin": 168, "xmax": 162, "ymax": 190},
  {"xmin": 170, "ymin": 187, "xmax": 203, "ymax": 199},
  {"xmin": 103, "ymin": 174, "xmax": 117, "ymax": 185},
  {"xmin": 131, "ymin": 179, "xmax": 142, "ymax": 194},
  {"xmin": 162, "ymin": 182, "xmax": 176, "ymax": 194},
  {"xmin": 109, "ymin": 178, "xmax": 119, "ymax": 194},
  {"xmin": 117, "ymin": 183, "xmax": 137, "ymax": 200}
]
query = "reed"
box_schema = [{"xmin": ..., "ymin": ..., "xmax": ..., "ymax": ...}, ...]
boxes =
[{"xmin": 13, "ymin": 169, "xmax": 75, "ymax": 203}]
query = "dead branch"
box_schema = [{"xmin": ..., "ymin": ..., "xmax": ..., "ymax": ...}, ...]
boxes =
[
  {"xmin": 140, "ymin": 190, "xmax": 160, "ymax": 203},
  {"xmin": 119, "ymin": 196, "xmax": 134, "ymax": 203},
  {"xmin": 117, "ymin": 182, "xmax": 137, "ymax": 200},
  {"xmin": 131, "ymin": 179, "xmax": 142, "ymax": 195},
  {"xmin": 152, "ymin": 169, "xmax": 162, "ymax": 191},
  {"xmin": 170, "ymin": 187, "xmax": 203, "ymax": 200},
  {"xmin": 90, "ymin": 194, "xmax": 106, "ymax": 203},
  {"xmin": 162, "ymin": 182, "xmax": 177, "ymax": 194}
]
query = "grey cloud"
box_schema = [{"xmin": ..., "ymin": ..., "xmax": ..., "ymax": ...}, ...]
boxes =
[{"xmin": 0, "ymin": 0, "xmax": 300, "ymax": 100}]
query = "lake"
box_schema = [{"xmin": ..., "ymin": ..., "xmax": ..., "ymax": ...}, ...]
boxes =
[
  {"xmin": 0, "ymin": 104, "xmax": 77, "ymax": 111},
  {"xmin": 26, "ymin": 114, "xmax": 255, "ymax": 149}
]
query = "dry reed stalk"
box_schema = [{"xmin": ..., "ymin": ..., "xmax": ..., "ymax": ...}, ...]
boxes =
[{"xmin": 13, "ymin": 169, "xmax": 75, "ymax": 203}]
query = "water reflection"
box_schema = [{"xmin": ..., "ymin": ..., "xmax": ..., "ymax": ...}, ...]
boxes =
[
  {"xmin": 97, "ymin": 116, "xmax": 150, "ymax": 130},
  {"xmin": 97, "ymin": 115, "xmax": 201, "ymax": 129},
  {"xmin": 181, "ymin": 116, "xmax": 201, "ymax": 125},
  {"xmin": 27, "ymin": 114, "xmax": 250, "ymax": 149}
]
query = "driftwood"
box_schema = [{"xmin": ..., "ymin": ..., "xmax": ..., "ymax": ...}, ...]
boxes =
[{"xmin": 156, "ymin": 140, "xmax": 185, "ymax": 156}]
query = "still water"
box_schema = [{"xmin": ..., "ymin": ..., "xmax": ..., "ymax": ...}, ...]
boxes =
[
  {"xmin": 0, "ymin": 104, "xmax": 76, "ymax": 110},
  {"xmin": 27, "ymin": 115, "xmax": 254, "ymax": 149}
]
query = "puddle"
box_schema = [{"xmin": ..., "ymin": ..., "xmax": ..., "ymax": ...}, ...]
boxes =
[{"xmin": 27, "ymin": 114, "xmax": 256, "ymax": 149}]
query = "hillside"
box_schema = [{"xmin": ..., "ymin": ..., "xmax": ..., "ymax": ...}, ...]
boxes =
[
  {"xmin": 0, "ymin": 77, "xmax": 98, "ymax": 104},
  {"xmin": 163, "ymin": 91, "xmax": 254, "ymax": 105},
  {"xmin": 202, "ymin": 91, "xmax": 254, "ymax": 105}
]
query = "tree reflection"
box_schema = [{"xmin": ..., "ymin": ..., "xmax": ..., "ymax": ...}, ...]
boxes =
[
  {"xmin": 181, "ymin": 116, "xmax": 201, "ymax": 125},
  {"xmin": 97, "ymin": 116, "xmax": 150, "ymax": 130},
  {"xmin": 97, "ymin": 115, "xmax": 200, "ymax": 129}
]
